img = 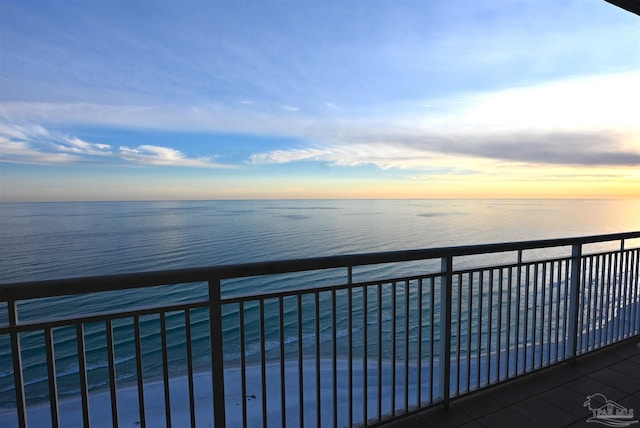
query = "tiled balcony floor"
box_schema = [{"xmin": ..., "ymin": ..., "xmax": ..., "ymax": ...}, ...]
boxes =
[{"xmin": 380, "ymin": 337, "xmax": 640, "ymax": 428}]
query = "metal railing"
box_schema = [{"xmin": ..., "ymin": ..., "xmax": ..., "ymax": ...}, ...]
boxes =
[{"xmin": 1, "ymin": 231, "xmax": 639, "ymax": 427}]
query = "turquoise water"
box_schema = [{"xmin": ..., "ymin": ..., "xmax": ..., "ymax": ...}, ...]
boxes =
[{"xmin": 1, "ymin": 199, "xmax": 638, "ymax": 408}]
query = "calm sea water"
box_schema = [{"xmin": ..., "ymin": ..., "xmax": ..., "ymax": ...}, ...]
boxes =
[
  {"xmin": 2, "ymin": 199, "xmax": 638, "ymax": 283},
  {"xmin": 1, "ymin": 199, "xmax": 638, "ymax": 407}
]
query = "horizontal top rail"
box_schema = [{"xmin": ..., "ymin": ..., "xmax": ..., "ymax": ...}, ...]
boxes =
[{"xmin": 1, "ymin": 231, "xmax": 639, "ymax": 301}]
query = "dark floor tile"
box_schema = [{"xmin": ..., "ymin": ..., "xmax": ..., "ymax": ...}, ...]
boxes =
[
  {"xmin": 537, "ymin": 364, "xmax": 582, "ymax": 385},
  {"xmin": 488, "ymin": 381, "xmax": 533, "ymax": 406},
  {"xmin": 476, "ymin": 407, "xmax": 536, "ymax": 428},
  {"xmin": 616, "ymin": 395, "xmax": 640, "ymax": 415},
  {"xmin": 630, "ymin": 352, "xmax": 640, "ymax": 365},
  {"xmin": 457, "ymin": 422, "xmax": 484, "ymax": 428},
  {"xmin": 511, "ymin": 372, "xmax": 558, "ymax": 395},
  {"xmin": 378, "ymin": 414, "xmax": 426, "ymax": 428},
  {"xmin": 539, "ymin": 384, "xmax": 593, "ymax": 419},
  {"xmin": 589, "ymin": 366, "xmax": 640, "ymax": 394},
  {"xmin": 610, "ymin": 360, "xmax": 640, "ymax": 393},
  {"xmin": 574, "ymin": 341, "xmax": 636, "ymax": 368},
  {"xmin": 565, "ymin": 417, "xmax": 593, "ymax": 427},
  {"xmin": 572, "ymin": 353, "xmax": 621, "ymax": 375},
  {"xmin": 564, "ymin": 375, "xmax": 626, "ymax": 402},
  {"xmin": 417, "ymin": 406, "xmax": 473, "ymax": 428},
  {"xmin": 452, "ymin": 394, "xmax": 503, "ymax": 420},
  {"xmin": 611, "ymin": 358, "xmax": 640, "ymax": 373},
  {"xmin": 615, "ymin": 339, "xmax": 640, "ymax": 356},
  {"xmin": 510, "ymin": 396, "xmax": 576, "ymax": 427}
]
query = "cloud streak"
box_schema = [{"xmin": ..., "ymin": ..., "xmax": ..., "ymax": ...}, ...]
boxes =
[
  {"xmin": 0, "ymin": 124, "xmax": 227, "ymax": 168},
  {"xmin": 249, "ymin": 128, "xmax": 640, "ymax": 170},
  {"xmin": 119, "ymin": 145, "xmax": 218, "ymax": 168},
  {"xmin": 1, "ymin": 72, "xmax": 638, "ymax": 171}
]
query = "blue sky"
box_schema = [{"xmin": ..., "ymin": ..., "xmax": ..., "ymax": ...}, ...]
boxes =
[{"xmin": 1, "ymin": 0, "xmax": 639, "ymax": 201}]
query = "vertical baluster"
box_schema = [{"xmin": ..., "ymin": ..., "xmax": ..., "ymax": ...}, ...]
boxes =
[
  {"xmin": 487, "ymin": 269, "xmax": 493, "ymax": 384},
  {"xmin": 76, "ymin": 324, "xmax": 91, "ymax": 428},
  {"xmin": 532, "ymin": 264, "xmax": 539, "ymax": 368},
  {"xmin": 184, "ymin": 310, "xmax": 196, "ymax": 428},
  {"xmin": 566, "ymin": 258, "xmax": 573, "ymax": 357},
  {"xmin": 476, "ymin": 271, "xmax": 483, "ymax": 388},
  {"xmin": 417, "ymin": 278, "xmax": 423, "ymax": 406},
  {"xmin": 279, "ymin": 297, "xmax": 287, "ymax": 428},
  {"xmin": 586, "ymin": 256, "xmax": 594, "ymax": 351},
  {"xmin": 625, "ymin": 248, "xmax": 633, "ymax": 336},
  {"xmin": 208, "ymin": 279, "xmax": 226, "ymax": 428},
  {"xmin": 160, "ymin": 313, "xmax": 171, "ymax": 427},
  {"xmin": 238, "ymin": 304, "xmax": 247, "ymax": 428},
  {"xmin": 632, "ymin": 249, "xmax": 640, "ymax": 334},
  {"xmin": 439, "ymin": 256, "xmax": 453, "ymax": 408},
  {"xmin": 133, "ymin": 317, "xmax": 145, "ymax": 428},
  {"xmin": 554, "ymin": 260, "xmax": 562, "ymax": 362},
  {"xmin": 506, "ymin": 266, "xmax": 512, "ymax": 378},
  {"xmin": 576, "ymin": 257, "xmax": 586, "ymax": 353},
  {"xmin": 567, "ymin": 244, "xmax": 582, "ymax": 361},
  {"xmin": 348, "ymin": 285, "xmax": 353, "ymax": 427},
  {"xmin": 605, "ymin": 253, "xmax": 614, "ymax": 344},
  {"xmin": 391, "ymin": 281, "xmax": 397, "ymax": 415},
  {"xmin": 615, "ymin": 244, "xmax": 623, "ymax": 340},
  {"xmin": 539, "ymin": 263, "xmax": 546, "ymax": 367},
  {"xmin": 363, "ymin": 285, "xmax": 368, "ymax": 425},
  {"xmin": 332, "ymin": 289, "xmax": 337, "ymax": 428},
  {"xmin": 611, "ymin": 252, "xmax": 619, "ymax": 341},
  {"xmin": 621, "ymin": 248, "xmax": 630, "ymax": 338},
  {"xmin": 404, "ymin": 280, "xmax": 410, "ymax": 412},
  {"xmin": 466, "ymin": 273, "xmax": 473, "ymax": 391},
  {"xmin": 429, "ymin": 277, "xmax": 435, "ymax": 403},
  {"xmin": 45, "ymin": 327, "xmax": 60, "ymax": 428},
  {"xmin": 260, "ymin": 299, "xmax": 268, "ymax": 428},
  {"xmin": 628, "ymin": 250, "xmax": 635, "ymax": 335},
  {"xmin": 515, "ymin": 251, "xmax": 522, "ymax": 375},
  {"xmin": 497, "ymin": 269, "xmax": 503, "ymax": 380},
  {"xmin": 596, "ymin": 255, "xmax": 604, "ymax": 347},
  {"xmin": 315, "ymin": 292, "xmax": 321, "ymax": 428},
  {"xmin": 377, "ymin": 283, "xmax": 382, "ymax": 420},
  {"xmin": 632, "ymin": 249, "xmax": 637, "ymax": 334},
  {"xmin": 547, "ymin": 262, "xmax": 554, "ymax": 364},
  {"xmin": 106, "ymin": 319, "xmax": 119, "ymax": 428},
  {"xmin": 297, "ymin": 295, "xmax": 304, "ymax": 428},
  {"xmin": 523, "ymin": 265, "xmax": 530, "ymax": 372},
  {"xmin": 8, "ymin": 300, "xmax": 27, "ymax": 428},
  {"xmin": 455, "ymin": 274, "xmax": 462, "ymax": 394}
]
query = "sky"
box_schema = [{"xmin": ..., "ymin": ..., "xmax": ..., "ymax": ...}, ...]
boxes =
[{"xmin": 0, "ymin": 0, "xmax": 639, "ymax": 201}]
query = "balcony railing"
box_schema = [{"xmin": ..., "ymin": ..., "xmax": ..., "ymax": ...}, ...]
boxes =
[{"xmin": 1, "ymin": 231, "xmax": 639, "ymax": 427}]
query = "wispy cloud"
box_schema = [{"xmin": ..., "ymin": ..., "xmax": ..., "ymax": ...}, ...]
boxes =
[
  {"xmin": 0, "ymin": 124, "xmax": 227, "ymax": 168},
  {"xmin": 250, "ymin": 143, "xmax": 450, "ymax": 170},
  {"xmin": 0, "ymin": 139, "xmax": 81, "ymax": 164},
  {"xmin": 0, "ymin": 124, "xmax": 110, "ymax": 164},
  {"xmin": 1, "ymin": 72, "xmax": 638, "ymax": 171},
  {"xmin": 249, "ymin": 72, "xmax": 640, "ymax": 170},
  {"xmin": 119, "ymin": 145, "xmax": 219, "ymax": 168}
]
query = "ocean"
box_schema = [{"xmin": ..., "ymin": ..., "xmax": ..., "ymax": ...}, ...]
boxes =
[
  {"xmin": 2, "ymin": 199, "xmax": 638, "ymax": 284},
  {"xmin": 0, "ymin": 199, "xmax": 638, "ymax": 422}
]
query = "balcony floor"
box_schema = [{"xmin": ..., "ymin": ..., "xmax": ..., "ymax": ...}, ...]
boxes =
[{"xmin": 381, "ymin": 337, "xmax": 640, "ymax": 428}]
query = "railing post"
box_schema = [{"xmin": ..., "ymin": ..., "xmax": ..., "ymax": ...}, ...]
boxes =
[
  {"xmin": 439, "ymin": 255, "xmax": 453, "ymax": 409},
  {"xmin": 208, "ymin": 279, "xmax": 226, "ymax": 427},
  {"xmin": 8, "ymin": 300, "xmax": 27, "ymax": 428},
  {"xmin": 567, "ymin": 244, "xmax": 582, "ymax": 362}
]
